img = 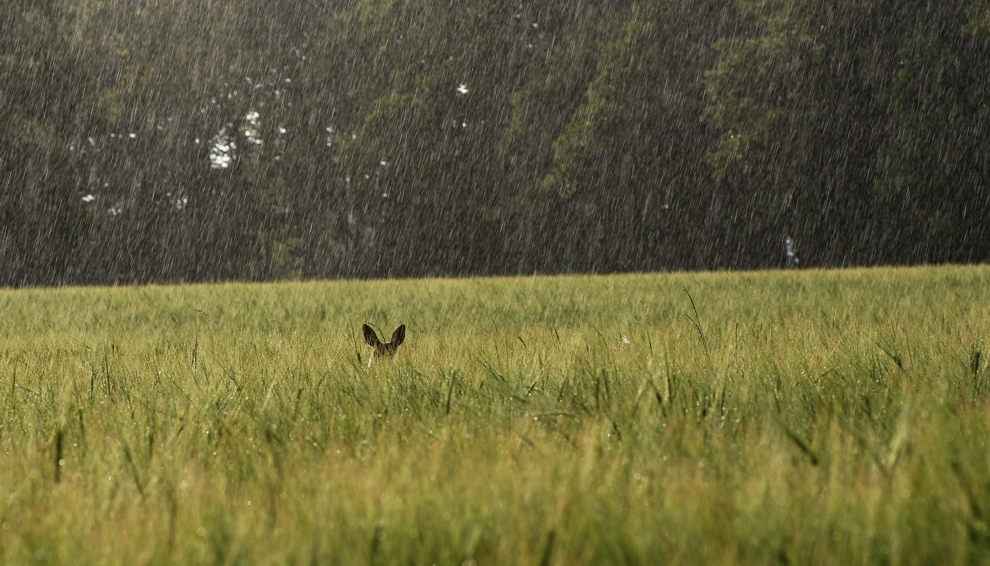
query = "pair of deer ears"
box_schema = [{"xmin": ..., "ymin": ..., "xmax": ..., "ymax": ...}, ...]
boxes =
[{"xmin": 363, "ymin": 324, "xmax": 405, "ymax": 348}]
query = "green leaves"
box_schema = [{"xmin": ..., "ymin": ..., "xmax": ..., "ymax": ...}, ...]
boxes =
[
  {"xmin": 704, "ymin": 0, "xmax": 990, "ymax": 265},
  {"xmin": 5, "ymin": 0, "xmax": 990, "ymax": 284}
]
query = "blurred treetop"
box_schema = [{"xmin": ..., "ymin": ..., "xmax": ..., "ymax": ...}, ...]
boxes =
[{"xmin": 1, "ymin": 0, "xmax": 988, "ymax": 286}]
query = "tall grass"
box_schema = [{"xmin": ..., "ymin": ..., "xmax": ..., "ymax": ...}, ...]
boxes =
[{"xmin": 1, "ymin": 266, "xmax": 989, "ymax": 564}]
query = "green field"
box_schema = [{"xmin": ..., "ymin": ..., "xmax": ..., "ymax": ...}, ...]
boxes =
[{"xmin": 1, "ymin": 266, "xmax": 989, "ymax": 564}]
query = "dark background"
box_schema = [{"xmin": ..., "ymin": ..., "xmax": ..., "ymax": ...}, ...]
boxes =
[{"xmin": 3, "ymin": 0, "xmax": 989, "ymax": 286}]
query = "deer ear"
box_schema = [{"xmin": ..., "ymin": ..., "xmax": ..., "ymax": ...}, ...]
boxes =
[
  {"xmin": 391, "ymin": 324, "xmax": 406, "ymax": 347},
  {"xmin": 363, "ymin": 324, "xmax": 381, "ymax": 348}
]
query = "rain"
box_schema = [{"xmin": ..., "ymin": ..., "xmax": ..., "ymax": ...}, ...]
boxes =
[
  {"xmin": 4, "ymin": 3, "xmax": 990, "ymax": 562},
  {"xmin": 2, "ymin": 0, "xmax": 989, "ymax": 286}
]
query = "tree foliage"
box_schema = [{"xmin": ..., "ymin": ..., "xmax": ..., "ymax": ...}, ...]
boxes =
[
  {"xmin": 1, "ymin": 0, "xmax": 989, "ymax": 285},
  {"xmin": 706, "ymin": 0, "xmax": 990, "ymax": 266}
]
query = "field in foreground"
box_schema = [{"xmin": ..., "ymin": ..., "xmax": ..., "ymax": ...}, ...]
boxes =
[{"xmin": 1, "ymin": 266, "xmax": 990, "ymax": 564}]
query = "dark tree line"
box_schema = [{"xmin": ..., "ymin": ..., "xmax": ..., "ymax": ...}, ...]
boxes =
[{"xmin": 2, "ymin": 0, "xmax": 989, "ymax": 286}]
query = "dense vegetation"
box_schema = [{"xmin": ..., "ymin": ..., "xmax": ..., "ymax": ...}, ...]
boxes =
[
  {"xmin": 1, "ymin": 266, "xmax": 989, "ymax": 563},
  {"xmin": 2, "ymin": 1, "xmax": 990, "ymax": 285}
]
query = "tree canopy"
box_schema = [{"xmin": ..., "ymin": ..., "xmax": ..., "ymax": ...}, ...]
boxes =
[{"xmin": 1, "ymin": 0, "xmax": 988, "ymax": 286}]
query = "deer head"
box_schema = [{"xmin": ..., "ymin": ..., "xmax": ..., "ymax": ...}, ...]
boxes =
[{"xmin": 363, "ymin": 324, "xmax": 406, "ymax": 359}]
